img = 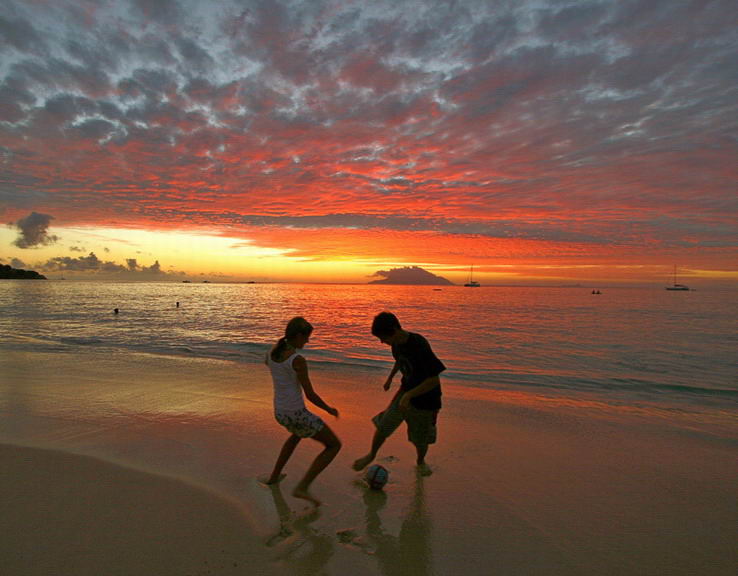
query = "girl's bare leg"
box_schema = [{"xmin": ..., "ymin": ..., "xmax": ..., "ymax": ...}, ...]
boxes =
[
  {"xmin": 266, "ymin": 434, "xmax": 301, "ymax": 484},
  {"xmin": 292, "ymin": 425, "xmax": 341, "ymax": 506}
]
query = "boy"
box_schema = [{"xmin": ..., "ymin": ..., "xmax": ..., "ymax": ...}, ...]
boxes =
[{"xmin": 353, "ymin": 312, "xmax": 446, "ymax": 476}]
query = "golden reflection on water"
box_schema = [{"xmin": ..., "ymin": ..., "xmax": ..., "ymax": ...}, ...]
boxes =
[{"xmin": 1, "ymin": 282, "xmax": 736, "ymax": 427}]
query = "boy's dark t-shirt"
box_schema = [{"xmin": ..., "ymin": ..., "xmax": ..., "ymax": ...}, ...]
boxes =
[{"xmin": 392, "ymin": 332, "xmax": 446, "ymax": 410}]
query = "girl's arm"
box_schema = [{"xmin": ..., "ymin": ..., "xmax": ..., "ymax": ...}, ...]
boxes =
[{"xmin": 293, "ymin": 356, "xmax": 339, "ymax": 417}]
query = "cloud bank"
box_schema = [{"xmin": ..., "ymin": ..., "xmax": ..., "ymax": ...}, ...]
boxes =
[
  {"xmin": 40, "ymin": 251, "xmax": 176, "ymax": 279},
  {"xmin": 1, "ymin": 0, "xmax": 736, "ymax": 274}
]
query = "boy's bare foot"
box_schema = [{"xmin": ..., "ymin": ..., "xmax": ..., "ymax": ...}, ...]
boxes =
[
  {"xmin": 258, "ymin": 473, "xmax": 286, "ymax": 485},
  {"xmin": 416, "ymin": 462, "xmax": 433, "ymax": 476},
  {"xmin": 292, "ymin": 486, "xmax": 321, "ymax": 506},
  {"xmin": 352, "ymin": 454, "xmax": 374, "ymax": 471}
]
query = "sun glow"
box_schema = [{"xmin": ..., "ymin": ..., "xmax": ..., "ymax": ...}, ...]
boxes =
[
  {"xmin": 1, "ymin": 225, "xmax": 402, "ymax": 283},
  {"xmin": 2, "ymin": 222, "xmax": 737, "ymax": 286}
]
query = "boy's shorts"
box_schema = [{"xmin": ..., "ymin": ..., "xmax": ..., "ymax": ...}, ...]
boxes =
[
  {"xmin": 275, "ymin": 408, "xmax": 325, "ymax": 438},
  {"xmin": 372, "ymin": 394, "xmax": 438, "ymax": 447}
]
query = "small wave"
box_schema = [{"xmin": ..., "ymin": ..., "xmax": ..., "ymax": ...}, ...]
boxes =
[
  {"xmin": 7, "ymin": 324, "xmax": 737, "ymax": 411},
  {"xmin": 441, "ymin": 371, "xmax": 738, "ymax": 401},
  {"xmin": 59, "ymin": 337, "xmax": 104, "ymax": 346},
  {"xmin": 640, "ymin": 382, "xmax": 738, "ymax": 399}
]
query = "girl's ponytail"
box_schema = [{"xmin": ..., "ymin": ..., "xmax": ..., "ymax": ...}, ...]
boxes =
[{"xmin": 270, "ymin": 336, "xmax": 289, "ymax": 361}]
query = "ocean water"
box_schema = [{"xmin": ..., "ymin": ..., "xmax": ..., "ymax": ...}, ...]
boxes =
[{"xmin": 1, "ymin": 280, "xmax": 736, "ymax": 419}]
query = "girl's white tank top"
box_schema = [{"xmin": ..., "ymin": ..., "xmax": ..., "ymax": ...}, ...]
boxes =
[{"xmin": 267, "ymin": 351, "xmax": 306, "ymax": 413}]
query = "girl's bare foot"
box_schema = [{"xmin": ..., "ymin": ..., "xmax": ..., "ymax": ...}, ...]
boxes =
[
  {"xmin": 352, "ymin": 454, "xmax": 374, "ymax": 471},
  {"xmin": 292, "ymin": 486, "xmax": 321, "ymax": 506}
]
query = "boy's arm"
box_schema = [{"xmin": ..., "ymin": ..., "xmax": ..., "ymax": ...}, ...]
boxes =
[
  {"xmin": 398, "ymin": 375, "xmax": 440, "ymax": 410},
  {"xmin": 384, "ymin": 362, "xmax": 400, "ymax": 391},
  {"xmin": 294, "ymin": 355, "xmax": 339, "ymax": 416}
]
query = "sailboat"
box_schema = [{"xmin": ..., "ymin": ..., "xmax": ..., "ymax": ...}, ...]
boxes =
[
  {"xmin": 665, "ymin": 265, "xmax": 689, "ymax": 291},
  {"xmin": 464, "ymin": 265, "xmax": 480, "ymax": 287}
]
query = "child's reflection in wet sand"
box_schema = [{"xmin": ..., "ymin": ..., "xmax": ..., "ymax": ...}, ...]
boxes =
[
  {"xmin": 362, "ymin": 474, "xmax": 432, "ymax": 576},
  {"xmin": 264, "ymin": 483, "xmax": 334, "ymax": 572}
]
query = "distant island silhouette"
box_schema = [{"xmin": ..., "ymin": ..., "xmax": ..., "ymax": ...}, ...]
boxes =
[
  {"xmin": 0, "ymin": 264, "xmax": 47, "ymax": 280},
  {"xmin": 369, "ymin": 266, "xmax": 453, "ymax": 285}
]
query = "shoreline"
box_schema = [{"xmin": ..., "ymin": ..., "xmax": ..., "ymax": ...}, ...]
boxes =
[
  {"xmin": 2, "ymin": 330, "xmax": 735, "ymax": 435},
  {"xmin": 1, "ymin": 349, "xmax": 737, "ymax": 575}
]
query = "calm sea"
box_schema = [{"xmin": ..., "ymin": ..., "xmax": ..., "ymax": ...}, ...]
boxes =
[{"xmin": 1, "ymin": 281, "xmax": 736, "ymax": 417}]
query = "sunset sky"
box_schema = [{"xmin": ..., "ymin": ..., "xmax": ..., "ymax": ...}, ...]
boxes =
[{"xmin": 1, "ymin": 0, "xmax": 736, "ymax": 285}]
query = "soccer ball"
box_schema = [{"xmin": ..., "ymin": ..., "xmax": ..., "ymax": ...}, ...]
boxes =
[{"xmin": 365, "ymin": 464, "xmax": 389, "ymax": 490}]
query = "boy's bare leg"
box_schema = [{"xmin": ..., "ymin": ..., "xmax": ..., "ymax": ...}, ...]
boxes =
[
  {"xmin": 352, "ymin": 429, "xmax": 387, "ymax": 471},
  {"xmin": 415, "ymin": 444, "xmax": 432, "ymax": 476}
]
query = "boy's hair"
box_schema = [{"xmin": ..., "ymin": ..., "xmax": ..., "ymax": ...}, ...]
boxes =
[{"xmin": 371, "ymin": 312, "xmax": 401, "ymax": 337}]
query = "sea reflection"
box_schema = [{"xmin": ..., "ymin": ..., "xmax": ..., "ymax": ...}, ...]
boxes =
[{"xmin": 1, "ymin": 281, "xmax": 736, "ymax": 411}]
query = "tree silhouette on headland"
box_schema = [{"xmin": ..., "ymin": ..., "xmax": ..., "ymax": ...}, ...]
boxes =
[
  {"xmin": 0, "ymin": 264, "xmax": 47, "ymax": 280},
  {"xmin": 369, "ymin": 266, "xmax": 453, "ymax": 286}
]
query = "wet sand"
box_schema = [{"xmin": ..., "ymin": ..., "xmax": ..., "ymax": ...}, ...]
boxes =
[
  {"xmin": 1, "ymin": 350, "xmax": 736, "ymax": 575},
  {"xmin": 0, "ymin": 443, "xmax": 274, "ymax": 576}
]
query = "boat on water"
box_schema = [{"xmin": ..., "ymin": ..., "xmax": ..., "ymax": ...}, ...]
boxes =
[
  {"xmin": 464, "ymin": 265, "xmax": 480, "ymax": 287},
  {"xmin": 665, "ymin": 265, "xmax": 689, "ymax": 291}
]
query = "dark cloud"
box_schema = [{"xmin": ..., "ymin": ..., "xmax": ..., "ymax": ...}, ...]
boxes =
[
  {"xmin": 0, "ymin": 0, "xmax": 735, "ymax": 268},
  {"xmin": 131, "ymin": 0, "xmax": 183, "ymax": 25},
  {"xmin": 44, "ymin": 94, "xmax": 94, "ymax": 119},
  {"xmin": 0, "ymin": 14, "xmax": 44, "ymax": 53},
  {"xmin": 0, "ymin": 81, "xmax": 34, "ymax": 123},
  {"xmin": 175, "ymin": 37, "xmax": 215, "ymax": 74},
  {"xmin": 135, "ymin": 34, "xmax": 179, "ymax": 67},
  {"xmin": 12, "ymin": 212, "xmax": 59, "ymax": 248},
  {"xmin": 43, "ymin": 252, "xmax": 108, "ymax": 271},
  {"xmin": 124, "ymin": 68, "xmax": 179, "ymax": 100},
  {"xmin": 74, "ymin": 118, "xmax": 119, "ymax": 141},
  {"xmin": 42, "ymin": 252, "xmax": 171, "ymax": 277}
]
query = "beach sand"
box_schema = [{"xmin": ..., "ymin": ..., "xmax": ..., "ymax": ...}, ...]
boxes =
[
  {"xmin": 0, "ymin": 443, "xmax": 273, "ymax": 576},
  {"xmin": 1, "ymin": 349, "xmax": 736, "ymax": 575}
]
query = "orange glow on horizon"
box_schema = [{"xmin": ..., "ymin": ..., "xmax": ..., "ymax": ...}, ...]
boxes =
[{"xmin": 3, "ymin": 223, "xmax": 735, "ymax": 286}]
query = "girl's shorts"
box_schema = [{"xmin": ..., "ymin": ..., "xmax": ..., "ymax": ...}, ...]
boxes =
[{"xmin": 275, "ymin": 408, "xmax": 325, "ymax": 438}]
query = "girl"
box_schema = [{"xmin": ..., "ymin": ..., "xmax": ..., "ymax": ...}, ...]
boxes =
[{"xmin": 264, "ymin": 317, "xmax": 341, "ymax": 506}]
